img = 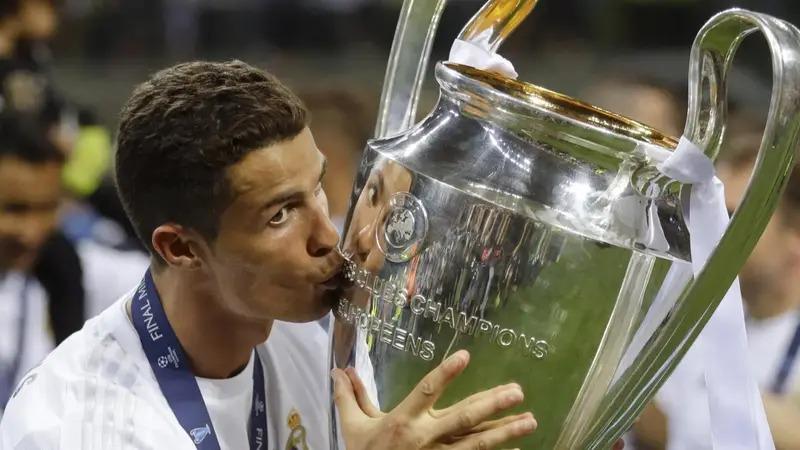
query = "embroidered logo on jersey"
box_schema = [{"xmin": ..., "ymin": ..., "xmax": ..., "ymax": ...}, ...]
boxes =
[
  {"xmin": 189, "ymin": 424, "xmax": 212, "ymax": 444},
  {"xmin": 285, "ymin": 408, "xmax": 309, "ymax": 450}
]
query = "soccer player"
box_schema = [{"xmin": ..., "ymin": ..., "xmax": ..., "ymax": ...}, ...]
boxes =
[{"xmin": 0, "ymin": 60, "xmax": 537, "ymax": 449}]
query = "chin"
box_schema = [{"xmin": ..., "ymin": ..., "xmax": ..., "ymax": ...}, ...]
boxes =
[
  {"xmin": 285, "ymin": 304, "xmax": 332, "ymax": 324},
  {"xmin": 283, "ymin": 291, "xmax": 336, "ymax": 324}
]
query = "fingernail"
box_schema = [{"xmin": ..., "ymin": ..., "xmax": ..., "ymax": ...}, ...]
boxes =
[
  {"xmin": 516, "ymin": 414, "xmax": 537, "ymax": 433},
  {"xmin": 446, "ymin": 351, "xmax": 468, "ymax": 370},
  {"xmin": 330, "ymin": 369, "xmax": 342, "ymax": 383},
  {"xmin": 506, "ymin": 388, "xmax": 523, "ymax": 404}
]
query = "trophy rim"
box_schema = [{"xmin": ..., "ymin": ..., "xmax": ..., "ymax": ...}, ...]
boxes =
[{"xmin": 441, "ymin": 62, "xmax": 680, "ymax": 150}]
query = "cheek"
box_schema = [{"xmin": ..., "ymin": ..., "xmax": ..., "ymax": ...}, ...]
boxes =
[{"xmin": 225, "ymin": 224, "xmax": 316, "ymax": 282}]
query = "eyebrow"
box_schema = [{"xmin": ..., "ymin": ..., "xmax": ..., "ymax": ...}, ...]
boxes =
[{"xmin": 262, "ymin": 157, "xmax": 328, "ymax": 211}]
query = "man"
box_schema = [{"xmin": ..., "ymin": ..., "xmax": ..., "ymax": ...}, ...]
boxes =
[
  {"xmin": 0, "ymin": 117, "xmax": 147, "ymax": 416},
  {"xmin": 0, "ymin": 61, "xmax": 537, "ymax": 449}
]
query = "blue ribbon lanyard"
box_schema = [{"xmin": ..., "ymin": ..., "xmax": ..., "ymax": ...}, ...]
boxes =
[
  {"xmin": 0, "ymin": 277, "xmax": 31, "ymax": 408},
  {"xmin": 771, "ymin": 311, "xmax": 800, "ymax": 395},
  {"xmin": 131, "ymin": 271, "xmax": 268, "ymax": 450}
]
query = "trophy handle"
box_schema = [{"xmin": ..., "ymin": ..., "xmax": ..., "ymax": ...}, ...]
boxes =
[
  {"xmin": 457, "ymin": 0, "xmax": 539, "ymax": 51},
  {"xmin": 585, "ymin": 9, "xmax": 800, "ymax": 447},
  {"xmin": 373, "ymin": 0, "xmax": 447, "ymax": 139},
  {"xmin": 374, "ymin": 0, "xmax": 539, "ymax": 138}
]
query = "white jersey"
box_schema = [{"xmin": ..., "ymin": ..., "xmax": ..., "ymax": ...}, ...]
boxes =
[
  {"xmin": 0, "ymin": 291, "xmax": 374, "ymax": 450},
  {"xmin": 0, "ymin": 243, "xmax": 148, "ymax": 417}
]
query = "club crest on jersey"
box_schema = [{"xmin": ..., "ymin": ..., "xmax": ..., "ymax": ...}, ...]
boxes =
[
  {"xmin": 285, "ymin": 408, "xmax": 309, "ymax": 450},
  {"xmin": 190, "ymin": 424, "xmax": 212, "ymax": 444}
]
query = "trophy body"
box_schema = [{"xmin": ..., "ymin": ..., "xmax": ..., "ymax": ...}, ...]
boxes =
[
  {"xmin": 331, "ymin": 3, "xmax": 800, "ymax": 448},
  {"xmin": 335, "ymin": 64, "xmax": 689, "ymax": 448}
]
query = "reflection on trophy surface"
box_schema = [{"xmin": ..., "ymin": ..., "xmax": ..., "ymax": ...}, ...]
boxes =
[{"xmin": 330, "ymin": 0, "xmax": 800, "ymax": 448}]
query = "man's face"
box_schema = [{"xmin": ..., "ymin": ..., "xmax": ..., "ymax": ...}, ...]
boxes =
[
  {"xmin": 19, "ymin": 0, "xmax": 58, "ymax": 41},
  {"xmin": 0, "ymin": 156, "xmax": 61, "ymax": 271},
  {"xmin": 198, "ymin": 128, "xmax": 342, "ymax": 323},
  {"xmin": 719, "ymin": 161, "xmax": 796, "ymax": 309}
]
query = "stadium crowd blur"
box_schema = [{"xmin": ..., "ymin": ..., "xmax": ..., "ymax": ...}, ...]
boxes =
[{"xmin": 0, "ymin": 0, "xmax": 799, "ymax": 448}]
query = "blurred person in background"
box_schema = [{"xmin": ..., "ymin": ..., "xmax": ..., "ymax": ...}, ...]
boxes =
[
  {"xmin": 585, "ymin": 71, "xmax": 800, "ymax": 450},
  {"xmin": 581, "ymin": 73, "xmax": 684, "ymax": 137},
  {"xmin": 0, "ymin": 117, "xmax": 147, "ymax": 417},
  {"xmin": 631, "ymin": 114, "xmax": 800, "ymax": 450},
  {"xmin": 718, "ymin": 116, "xmax": 800, "ymax": 450},
  {"xmin": 0, "ymin": 0, "xmax": 138, "ymax": 247}
]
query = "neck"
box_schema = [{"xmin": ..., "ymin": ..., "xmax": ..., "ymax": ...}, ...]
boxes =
[
  {"xmin": 746, "ymin": 289, "xmax": 800, "ymax": 320},
  {"xmin": 147, "ymin": 268, "xmax": 272, "ymax": 379}
]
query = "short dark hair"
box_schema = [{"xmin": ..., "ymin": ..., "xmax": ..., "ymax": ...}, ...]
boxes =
[
  {"xmin": 114, "ymin": 60, "xmax": 308, "ymax": 255},
  {"xmin": 0, "ymin": 115, "xmax": 63, "ymax": 164}
]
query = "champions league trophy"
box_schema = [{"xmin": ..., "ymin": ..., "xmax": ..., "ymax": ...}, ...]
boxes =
[{"xmin": 330, "ymin": 0, "xmax": 800, "ymax": 448}]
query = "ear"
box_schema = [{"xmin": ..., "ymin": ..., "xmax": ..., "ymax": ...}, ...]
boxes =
[{"xmin": 151, "ymin": 224, "xmax": 204, "ymax": 270}]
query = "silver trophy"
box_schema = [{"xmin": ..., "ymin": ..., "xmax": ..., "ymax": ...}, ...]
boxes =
[{"xmin": 330, "ymin": 1, "xmax": 800, "ymax": 448}]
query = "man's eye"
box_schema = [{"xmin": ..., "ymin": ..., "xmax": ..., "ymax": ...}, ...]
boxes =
[{"xmin": 269, "ymin": 206, "xmax": 290, "ymax": 225}]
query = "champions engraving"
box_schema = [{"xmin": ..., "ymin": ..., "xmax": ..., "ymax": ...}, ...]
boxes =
[{"xmin": 338, "ymin": 263, "xmax": 550, "ymax": 362}]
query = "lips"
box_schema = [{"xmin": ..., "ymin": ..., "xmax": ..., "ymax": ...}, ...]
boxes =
[{"xmin": 319, "ymin": 267, "xmax": 349, "ymax": 291}]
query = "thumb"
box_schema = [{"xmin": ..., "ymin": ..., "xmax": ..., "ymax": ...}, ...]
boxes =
[{"xmin": 332, "ymin": 368, "xmax": 362, "ymax": 421}]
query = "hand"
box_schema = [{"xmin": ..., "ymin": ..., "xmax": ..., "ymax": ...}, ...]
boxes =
[{"xmin": 332, "ymin": 350, "xmax": 537, "ymax": 450}]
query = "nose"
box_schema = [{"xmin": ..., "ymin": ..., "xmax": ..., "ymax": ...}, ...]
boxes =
[{"xmin": 308, "ymin": 204, "xmax": 340, "ymax": 258}]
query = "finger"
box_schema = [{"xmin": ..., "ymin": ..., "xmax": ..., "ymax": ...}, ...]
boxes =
[
  {"xmin": 434, "ymin": 384, "xmax": 524, "ymax": 436},
  {"xmin": 612, "ymin": 439, "xmax": 625, "ymax": 450},
  {"xmin": 461, "ymin": 412, "xmax": 532, "ymax": 435},
  {"xmin": 442, "ymin": 413, "xmax": 533, "ymax": 444},
  {"xmin": 435, "ymin": 383, "xmax": 521, "ymax": 418},
  {"xmin": 331, "ymin": 368, "xmax": 364, "ymax": 424},
  {"xmin": 344, "ymin": 367, "xmax": 383, "ymax": 418},
  {"xmin": 397, "ymin": 350, "xmax": 470, "ymax": 415},
  {"xmin": 451, "ymin": 413, "xmax": 537, "ymax": 450}
]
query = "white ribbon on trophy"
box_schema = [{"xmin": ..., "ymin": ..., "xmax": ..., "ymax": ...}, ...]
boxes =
[
  {"xmin": 447, "ymin": 41, "xmax": 774, "ymax": 450},
  {"xmin": 655, "ymin": 139, "xmax": 774, "ymax": 450}
]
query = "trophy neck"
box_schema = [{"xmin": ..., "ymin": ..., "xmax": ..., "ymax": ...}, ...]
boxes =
[{"xmin": 436, "ymin": 62, "xmax": 679, "ymax": 157}]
